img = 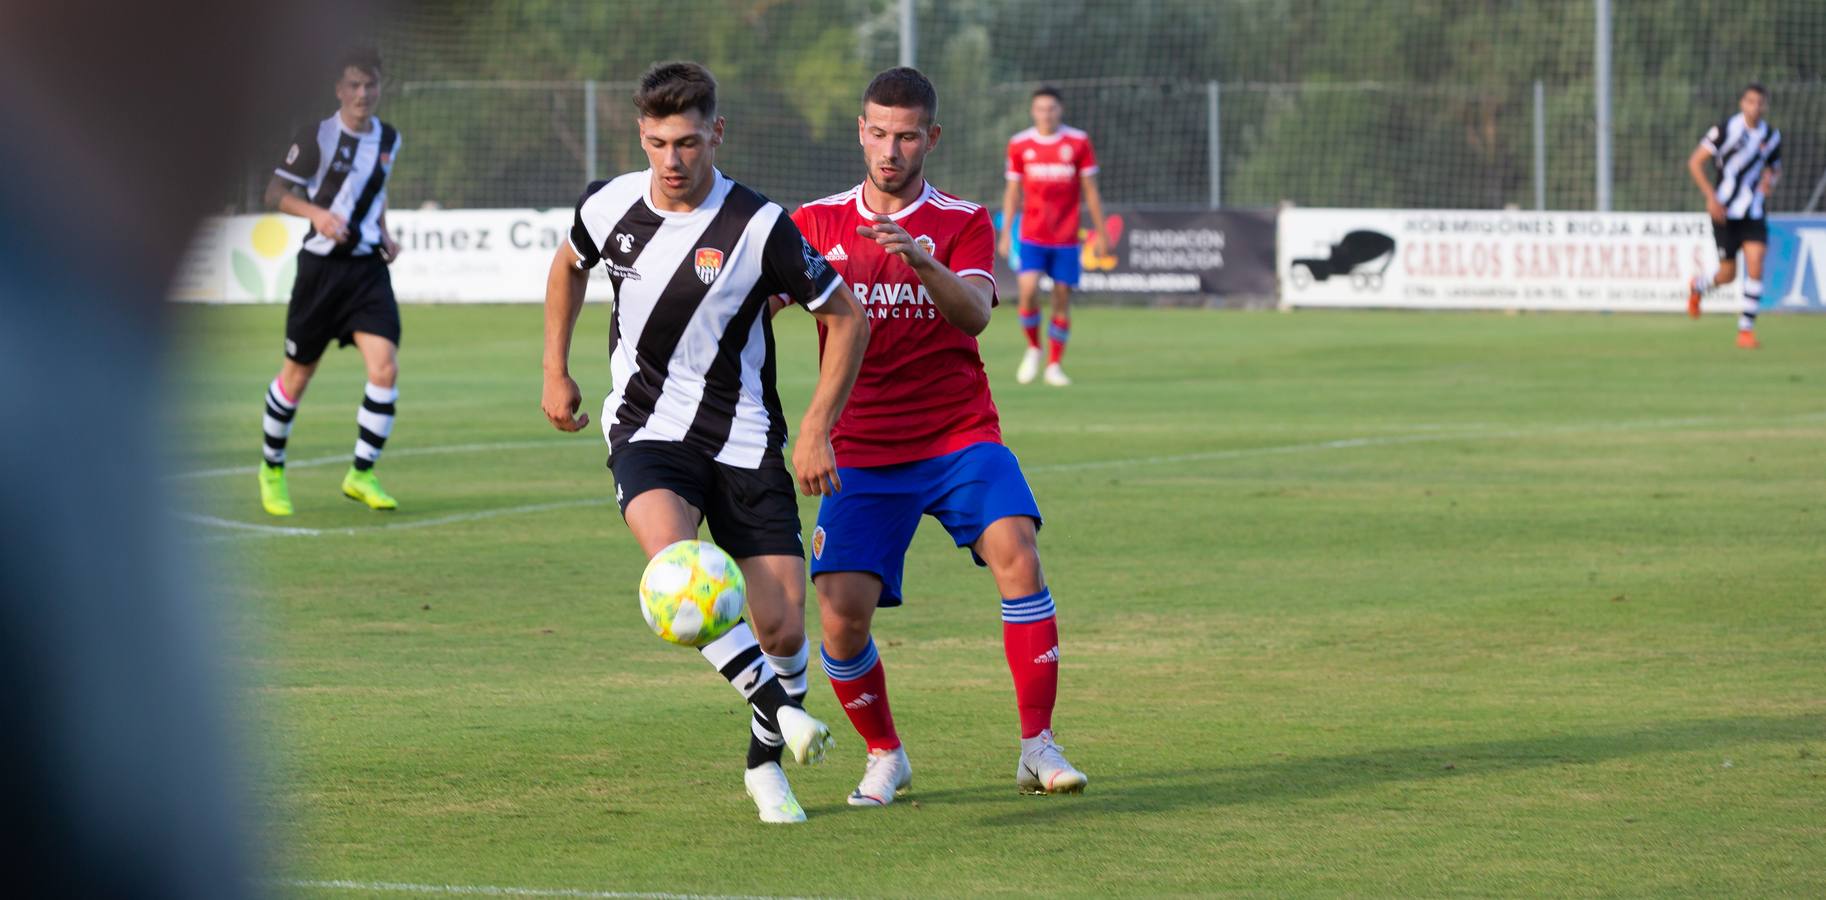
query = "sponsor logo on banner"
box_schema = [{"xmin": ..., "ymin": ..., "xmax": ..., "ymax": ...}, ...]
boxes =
[
  {"xmin": 996, "ymin": 208, "xmax": 1278, "ymax": 296},
  {"xmin": 694, "ymin": 247, "xmax": 724, "ymax": 284},
  {"xmin": 1766, "ymin": 216, "xmax": 1826, "ymax": 311},
  {"xmin": 1279, "ymin": 209, "xmax": 1722, "ymax": 312}
]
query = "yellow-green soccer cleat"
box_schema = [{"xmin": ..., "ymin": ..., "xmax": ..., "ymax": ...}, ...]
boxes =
[
  {"xmin": 258, "ymin": 463, "xmax": 293, "ymax": 516},
  {"xmin": 341, "ymin": 466, "xmax": 398, "ymax": 510}
]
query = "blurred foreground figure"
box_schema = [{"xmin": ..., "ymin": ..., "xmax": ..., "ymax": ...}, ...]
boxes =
[{"xmin": 0, "ymin": 3, "xmax": 362, "ymax": 896}]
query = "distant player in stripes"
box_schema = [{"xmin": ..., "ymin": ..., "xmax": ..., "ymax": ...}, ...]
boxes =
[
  {"xmin": 540, "ymin": 62, "xmax": 870, "ymax": 823},
  {"xmin": 789, "ymin": 67, "xmax": 1088, "ymax": 806},
  {"xmin": 257, "ymin": 47, "xmax": 404, "ymax": 515},
  {"xmin": 999, "ymin": 86, "xmax": 1108, "ymax": 387},
  {"xmin": 1686, "ymin": 83, "xmax": 1782, "ymax": 349}
]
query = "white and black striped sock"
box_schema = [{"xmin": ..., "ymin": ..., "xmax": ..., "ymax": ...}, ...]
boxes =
[
  {"xmin": 698, "ymin": 622, "xmax": 793, "ymax": 767},
  {"xmin": 353, "ymin": 382, "xmax": 397, "ymax": 471},
  {"xmin": 764, "ymin": 641, "xmax": 810, "ymax": 702},
  {"xmin": 1740, "ymin": 277, "xmax": 1763, "ymax": 332},
  {"xmin": 261, "ymin": 377, "xmax": 297, "ymax": 467}
]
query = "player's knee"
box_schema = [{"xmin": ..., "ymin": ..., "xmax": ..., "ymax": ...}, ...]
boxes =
[{"xmin": 368, "ymin": 358, "xmax": 398, "ymax": 387}]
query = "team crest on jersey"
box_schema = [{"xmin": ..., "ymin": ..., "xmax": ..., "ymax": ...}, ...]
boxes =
[
  {"xmin": 1023, "ymin": 148, "xmax": 1036, "ymax": 160},
  {"xmin": 1060, "ymin": 145, "xmax": 1073, "ymax": 162},
  {"xmin": 694, "ymin": 247, "xmax": 724, "ymax": 284},
  {"xmin": 811, "ymin": 526, "xmax": 826, "ymax": 560},
  {"xmin": 285, "ymin": 144, "xmax": 300, "ymax": 165},
  {"xmin": 914, "ymin": 235, "xmax": 936, "ymax": 257}
]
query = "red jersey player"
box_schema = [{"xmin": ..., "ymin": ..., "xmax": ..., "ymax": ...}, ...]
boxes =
[
  {"xmin": 787, "ymin": 67, "xmax": 1087, "ymax": 806},
  {"xmin": 998, "ymin": 86, "xmax": 1108, "ymax": 387}
]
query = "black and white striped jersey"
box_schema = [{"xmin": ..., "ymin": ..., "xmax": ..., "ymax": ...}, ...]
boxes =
[
  {"xmin": 1700, "ymin": 113, "xmax": 1783, "ymax": 220},
  {"xmin": 569, "ymin": 169, "xmax": 839, "ymax": 469},
  {"xmin": 274, "ymin": 114, "xmax": 401, "ymax": 256}
]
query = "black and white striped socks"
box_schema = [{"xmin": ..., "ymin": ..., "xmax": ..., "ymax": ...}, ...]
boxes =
[
  {"xmin": 1740, "ymin": 277, "xmax": 1763, "ymax": 333},
  {"xmin": 697, "ymin": 622, "xmax": 796, "ymax": 769},
  {"xmin": 262, "ymin": 378, "xmax": 297, "ymax": 467},
  {"xmin": 353, "ymin": 382, "xmax": 397, "ymax": 471}
]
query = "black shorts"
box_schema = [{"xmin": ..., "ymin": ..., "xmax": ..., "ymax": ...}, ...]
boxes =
[
  {"xmin": 285, "ymin": 252, "xmax": 401, "ymax": 364},
  {"xmin": 1713, "ymin": 218, "xmax": 1768, "ymax": 260},
  {"xmin": 608, "ymin": 440, "xmax": 804, "ymax": 559}
]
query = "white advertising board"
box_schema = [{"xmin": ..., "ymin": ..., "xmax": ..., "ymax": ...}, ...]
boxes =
[
  {"xmin": 171, "ymin": 209, "xmax": 602, "ymax": 303},
  {"xmin": 1279, "ymin": 208, "xmax": 1723, "ymax": 312}
]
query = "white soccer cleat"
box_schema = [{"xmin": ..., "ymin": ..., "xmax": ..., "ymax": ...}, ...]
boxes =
[
  {"xmin": 1042, "ymin": 363, "xmax": 1072, "ymax": 387},
  {"xmin": 777, "ymin": 705, "xmax": 834, "ymax": 766},
  {"xmin": 1016, "ymin": 347, "xmax": 1042, "ymax": 384},
  {"xmin": 1016, "ymin": 729, "xmax": 1087, "ymax": 795},
  {"xmin": 743, "ymin": 762, "xmax": 807, "ymax": 824},
  {"xmin": 847, "ymin": 746, "xmax": 913, "ymax": 807}
]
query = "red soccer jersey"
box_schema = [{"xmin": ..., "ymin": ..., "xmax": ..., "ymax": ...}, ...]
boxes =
[
  {"xmin": 1006, "ymin": 125, "xmax": 1099, "ymax": 246},
  {"xmin": 791, "ymin": 181, "xmax": 1002, "ymax": 468}
]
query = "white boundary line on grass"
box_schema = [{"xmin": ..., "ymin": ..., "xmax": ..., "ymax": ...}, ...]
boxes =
[
  {"xmin": 173, "ymin": 439, "xmax": 586, "ymax": 481},
  {"xmin": 183, "ymin": 410, "xmax": 1826, "ymax": 540},
  {"xmin": 184, "ymin": 497, "xmax": 615, "ymax": 542},
  {"xmin": 282, "ymin": 878, "xmax": 816, "ymax": 900}
]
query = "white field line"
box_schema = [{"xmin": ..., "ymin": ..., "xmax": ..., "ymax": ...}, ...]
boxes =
[
  {"xmin": 173, "ymin": 438, "xmax": 588, "ymax": 481},
  {"xmin": 184, "ymin": 497, "xmax": 614, "ymax": 542},
  {"xmin": 183, "ymin": 410, "xmax": 1826, "ymax": 540},
  {"xmin": 281, "ymin": 878, "xmax": 816, "ymax": 900}
]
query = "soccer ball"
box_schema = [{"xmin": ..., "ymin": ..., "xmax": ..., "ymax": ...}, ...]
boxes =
[{"xmin": 638, "ymin": 540, "xmax": 746, "ymax": 647}]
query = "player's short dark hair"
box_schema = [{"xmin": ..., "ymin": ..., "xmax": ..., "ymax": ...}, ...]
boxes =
[
  {"xmin": 1032, "ymin": 86, "xmax": 1062, "ymax": 103},
  {"xmin": 863, "ymin": 67, "xmax": 938, "ymax": 125},
  {"xmin": 337, "ymin": 47, "xmax": 383, "ymax": 82},
  {"xmin": 1743, "ymin": 82, "xmax": 1769, "ymax": 98},
  {"xmin": 634, "ymin": 62, "xmax": 718, "ymax": 120}
]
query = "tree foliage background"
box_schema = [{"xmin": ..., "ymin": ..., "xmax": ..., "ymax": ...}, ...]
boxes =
[{"xmin": 242, "ymin": 0, "xmax": 1826, "ymax": 213}]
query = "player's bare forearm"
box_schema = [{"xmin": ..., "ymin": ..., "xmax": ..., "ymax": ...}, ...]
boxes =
[
  {"xmin": 794, "ymin": 284, "xmax": 867, "ymax": 495},
  {"xmin": 999, "ymin": 181, "xmax": 1021, "ymax": 248},
  {"xmin": 541, "ymin": 243, "xmax": 592, "ymax": 432},
  {"xmin": 267, "ymin": 175, "xmax": 347, "ymax": 241},
  {"xmin": 912, "ymin": 257, "xmax": 993, "ymax": 336},
  {"xmin": 1082, "ymin": 174, "xmax": 1107, "ymax": 231},
  {"xmin": 543, "ymin": 243, "xmax": 588, "ymax": 377},
  {"xmin": 1687, "ymin": 147, "xmax": 1717, "ymax": 200}
]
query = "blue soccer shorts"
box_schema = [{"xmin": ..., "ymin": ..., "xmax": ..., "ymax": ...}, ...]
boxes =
[
  {"xmin": 809, "ymin": 442, "xmax": 1043, "ymax": 608},
  {"xmin": 1017, "ymin": 240, "xmax": 1081, "ymax": 287}
]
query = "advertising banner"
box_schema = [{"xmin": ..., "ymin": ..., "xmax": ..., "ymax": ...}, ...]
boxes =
[
  {"xmin": 1766, "ymin": 215, "xmax": 1826, "ymax": 312},
  {"xmin": 1278, "ymin": 208, "xmax": 1724, "ymax": 312},
  {"xmin": 171, "ymin": 209, "xmax": 602, "ymax": 303},
  {"xmin": 993, "ymin": 208, "xmax": 1278, "ymax": 297}
]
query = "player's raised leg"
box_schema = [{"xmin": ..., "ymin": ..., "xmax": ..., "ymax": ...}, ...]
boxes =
[
  {"xmin": 257, "ymin": 357, "xmax": 316, "ymax": 516},
  {"xmin": 740, "ymin": 553, "xmax": 833, "ymax": 770},
  {"xmin": 817, "ymin": 570, "xmax": 912, "ymax": 806},
  {"xmin": 974, "ymin": 514, "xmax": 1086, "ymax": 795},
  {"xmin": 342, "ymin": 330, "xmax": 399, "ymax": 509}
]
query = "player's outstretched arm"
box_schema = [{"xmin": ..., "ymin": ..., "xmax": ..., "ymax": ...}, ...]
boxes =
[
  {"xmin": 541, "ymin": 241, "xmax": 592, "ymax": 433},
  {"xmin": 263, "ymin": 174, "xmax": 348, "ymax": 243},
  {"xmin": 795, "ymin": 283, "xmax": 868, "ymax": 496}
]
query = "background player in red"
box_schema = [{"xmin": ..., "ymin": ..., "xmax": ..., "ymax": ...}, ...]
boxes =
[
  {"xmin": 998, "ymin": 86, "xmax": 1108, "ymax": 387},
  {"xmin": 788, "ymin": 67, "xmax": 1088, "ymax": 806}
]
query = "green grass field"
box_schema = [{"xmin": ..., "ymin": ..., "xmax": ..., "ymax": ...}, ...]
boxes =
[{"xmin": 175, "ymin": 304, "xmax": 1825, "ymax": 897}]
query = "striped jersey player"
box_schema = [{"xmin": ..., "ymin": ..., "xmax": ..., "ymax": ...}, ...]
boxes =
[
  {"xmin": 1686, "ymin": 83, "xmax": 1783, "ymax": 348},
  {"xmin": 788, "ymin": 67, "xmax": 1088, "ymax": 807},
  {"xmin": 256, "ymin": 47, "xmax": 405, "ymax": 517},
  {"xmin": 540, "ymin": 62, "xmax": 870, "ymax": 825}
]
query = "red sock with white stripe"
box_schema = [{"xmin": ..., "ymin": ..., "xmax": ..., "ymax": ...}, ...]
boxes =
[
  {"xmin": 822, "ymin": 638, "xmax": 900, "ymax": 751},
  {"xmin": 1001, "ymin": 589, "xmax": 1060, "ymax": 739}
]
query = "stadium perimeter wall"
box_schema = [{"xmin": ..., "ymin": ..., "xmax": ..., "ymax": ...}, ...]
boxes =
[{"xmin": 171, "ymin": 210, "xmax": 1826, "ymax": 313}]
